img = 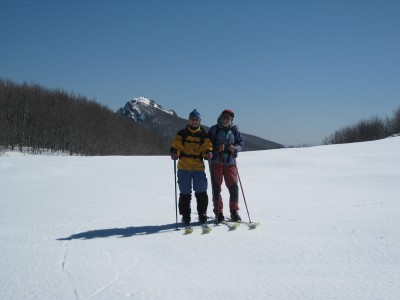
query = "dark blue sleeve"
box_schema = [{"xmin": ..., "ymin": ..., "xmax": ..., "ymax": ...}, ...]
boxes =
[
  {"xmin": 208, "ymin": 126, "xmax": 216, "ymax": 144},
  {"xmin": 208, "ymin": 126, "xmax": 220, "ymax": 160}
]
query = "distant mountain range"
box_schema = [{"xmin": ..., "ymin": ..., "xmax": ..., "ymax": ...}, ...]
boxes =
[{"xmin": 117, "ymin": 97, "xmax": 283, "ymax": 151}]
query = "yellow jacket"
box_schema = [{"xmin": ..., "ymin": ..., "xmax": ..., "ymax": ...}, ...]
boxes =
[{"xmin": 171, "ymin": 126, "xmax": 213, "ymax": 171}]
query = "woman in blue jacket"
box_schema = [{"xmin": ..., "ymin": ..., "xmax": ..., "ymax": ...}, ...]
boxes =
[{"xmin": 208, "ymin": 109, "xmax": 244, "ymax": 222}]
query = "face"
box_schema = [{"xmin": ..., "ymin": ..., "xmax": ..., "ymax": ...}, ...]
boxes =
[
  {"xmin": 189, "ymin": 117, "xmax": 200, "ymax": 127},
  {"xmin": 221, "ymin": 114, "xmax": 232, "ymax": 127}
]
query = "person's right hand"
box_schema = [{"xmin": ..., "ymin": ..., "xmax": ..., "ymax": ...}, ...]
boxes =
[{"xmin": 171, "ymin": 152, "xmax": 178, "ymax": 160}]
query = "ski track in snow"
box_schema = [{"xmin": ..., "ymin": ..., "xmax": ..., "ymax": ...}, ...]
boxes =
[
  {"xmin": 60, "ymin": 222, "xmax": 133, "ymax": 300},
  {"xmin": 61, "ymin": 226, "xmax": 83, "ymax": 300},
  {"xmin": 86, "ymin": 252, "xmax": 130, "ymax": 299}
]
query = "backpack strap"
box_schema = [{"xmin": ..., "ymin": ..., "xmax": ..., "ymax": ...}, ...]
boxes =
[
  {"xmin": 212, "ymin": 125, "xmax": 238, "ymax": 161},
  {"xmin": 212, "ymin": 126, "xmax": 220, "ymax": 147},
  {"xmin": 212, "ymin": 125, "xmax": 237, "ymax": 146}
]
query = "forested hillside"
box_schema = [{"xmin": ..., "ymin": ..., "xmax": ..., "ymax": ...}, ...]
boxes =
[{"xmin": 0, "ymin": 79, "xmax": 170, "ymax": 155}]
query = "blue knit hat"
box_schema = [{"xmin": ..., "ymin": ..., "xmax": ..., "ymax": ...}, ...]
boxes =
[{"xmin": 189, "ymin": 109, "xmax": 201, "ymax": 120}]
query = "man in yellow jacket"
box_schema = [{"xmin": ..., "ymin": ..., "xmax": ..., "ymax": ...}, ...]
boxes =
[{"xmin": 170, "ymin": 109, "xmax": 213, "ymax": 225}]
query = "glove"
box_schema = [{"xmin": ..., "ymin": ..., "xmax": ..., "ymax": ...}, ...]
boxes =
[
  {"xmin": 218, "ymin": 144, "xmax": 225, "ymax": 152},
  {"xmin": 171, "ymin": 152, "xmax": 178, "ymax": 160},
  {"xmin": 204, "ymin": 152, "xmax": 213, "ymax": 160},
  {"xmin": 228, "ymin": 145, "xmax": 235, "ymax": 153}
]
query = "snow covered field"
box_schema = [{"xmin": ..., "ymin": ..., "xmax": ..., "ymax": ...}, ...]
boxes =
[{"xmin": 1, "ymin": 137, "xmax": 399, "ymax": 300}]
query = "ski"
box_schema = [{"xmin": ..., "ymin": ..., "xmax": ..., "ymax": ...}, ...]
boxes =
[
  {"xmin": 243, "ymin": 221, "xmax": 260, "ymax": 229},
  {"xmin": 201, "ymin": 223, "xmax": 212, "ymax": 234},
  {"xmin": 184, "ymin": 225, "xmax": 193, "ymax": 234},
  {"xmin": 207, "ymin": 216, "xmax": 240, "ymax": 230},
  {"xmin": 220, "ymin": 220, "xmax": 240, "ymax": 230},
  {"xmin": 182, "ymin": 223, "xmax": 211, "ymax": 234},
  {"xmin": 180, "ymin": 221, "xmax": 193, "ymax": 234},
  {"xmin": 226, "ymin": 219, "xmax": 260, "ymax": 229}
]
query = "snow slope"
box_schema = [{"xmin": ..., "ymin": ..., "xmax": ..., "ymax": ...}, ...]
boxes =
[{"xmin": 1, "ymin": 137, "xmax": 399, "ymax": 300}]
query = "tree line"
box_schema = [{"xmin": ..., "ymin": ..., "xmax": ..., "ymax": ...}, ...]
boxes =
[
  {"xmin": 323, "ymin": 107, "xmax": 400, "ymax": 145},
  {"xmin": 0, "ymin": 79, "xmax": 170, "ymax": 155}
]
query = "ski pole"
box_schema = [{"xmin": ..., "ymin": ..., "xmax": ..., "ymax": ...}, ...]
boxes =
[
  {"xmin": 216, "ymin": 151, "xmax": 223, "ymax": 223},
  {"xmin": 208, "ymin": 152, "xmax": 223, "ymax": 224},
  {"xmin": 233, "ymin": 156, "xmax": 253, "ymax": 224},
  {"xmin": 207, "ymin": 160, "xmax": 216, "ymax": 222},
  {"xmin": 174, "ymin": 160, "xmax": 179, "ymax": 230}
]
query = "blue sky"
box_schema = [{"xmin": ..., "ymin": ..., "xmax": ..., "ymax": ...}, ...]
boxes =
[{"xmin": 1, "ymin": 0, "xmax": 399, "ymax": 146}]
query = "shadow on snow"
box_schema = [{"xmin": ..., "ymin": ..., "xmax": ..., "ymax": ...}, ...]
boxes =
[{"xmin": 57, "ymin": 223, "xmax": 179, "ymax": 240}]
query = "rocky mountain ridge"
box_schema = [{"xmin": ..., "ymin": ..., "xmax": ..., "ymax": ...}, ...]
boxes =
[{"xmin": 117, "ymin": 97, "xmax": 284, "ymax": 151}]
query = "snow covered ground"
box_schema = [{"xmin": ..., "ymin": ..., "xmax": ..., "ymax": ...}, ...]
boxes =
[{"xmin": 1, "ymin": 137, "xmax": 399, "ymax": 300}]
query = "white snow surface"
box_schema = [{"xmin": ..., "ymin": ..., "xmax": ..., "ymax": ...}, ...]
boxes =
[
  {"xmin": 131, "ymin": 96, "xmax": 174, "ymax": 115},
  {"xmin": 1, "ymin": 137, "xmax": 400, "ymax": 300}
]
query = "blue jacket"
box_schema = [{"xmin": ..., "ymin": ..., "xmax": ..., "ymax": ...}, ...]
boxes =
[{"xmin": 208, "ymin": 120, "xmax": 244, "ymax": 165}]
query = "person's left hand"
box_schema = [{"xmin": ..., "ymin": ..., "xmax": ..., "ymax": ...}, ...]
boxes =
[
  {"xmin": 228, "ymin": 145, "xmax": 235, "ymax": 153},
  {"xmin": 204, "ymin": 152, "xmax": 213, "ymax": 160}
]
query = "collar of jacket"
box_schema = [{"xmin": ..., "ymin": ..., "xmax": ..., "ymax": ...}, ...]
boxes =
[{"xmin": 217, "ymin": 119, "xmax": 233, "ymax": 130}]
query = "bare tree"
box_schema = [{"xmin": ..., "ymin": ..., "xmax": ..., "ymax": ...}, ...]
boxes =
[
  {"xmin": 388, "ymin": 107, "xmax": 400, "ymax": 135},
  {"xmin": 323, "ymin": 110, "xmax": 398, "ymax": 145},
  {"xmin": 0, "ymin": 79, "xmax": 170, "ymax": 155}
]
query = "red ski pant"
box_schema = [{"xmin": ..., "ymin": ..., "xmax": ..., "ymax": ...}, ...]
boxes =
[{"xmin": 210, "ymin": 162, "xmax": 239, "ymax": 213}]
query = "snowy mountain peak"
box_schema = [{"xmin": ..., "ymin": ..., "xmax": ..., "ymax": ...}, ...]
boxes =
[
  {"xmin": 117, "ymin": 96, "xmax": 177, "ymax": 122},
  {"xmin": 131, "ymin": 96, "xmax": 166, "ymax": 111}
]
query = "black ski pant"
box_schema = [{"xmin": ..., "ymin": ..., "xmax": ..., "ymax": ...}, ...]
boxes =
[{"xmin": 179, "ymin": 192, "xmax": 208, "ymax": 217}]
